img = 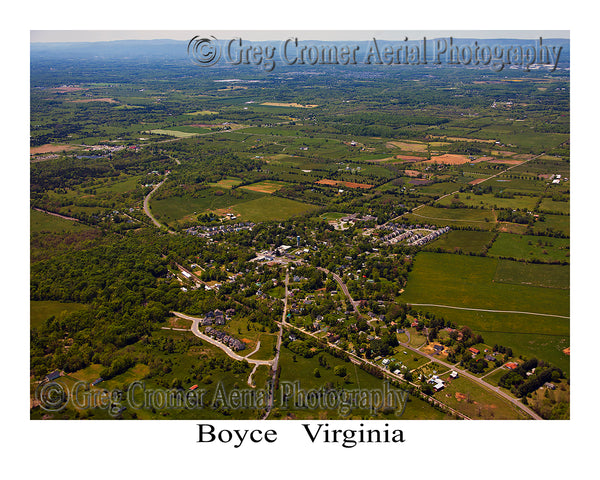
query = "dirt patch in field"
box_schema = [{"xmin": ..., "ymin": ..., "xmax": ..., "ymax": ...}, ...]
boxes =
[
  {"xmin": 471, "ymin": 156, "xmax": 495, "ymax": 163},
  {"xmin": 261, "ymin": 102, "xmax": 318, "ymax": 108},
  {"xmin": 487, "ymin": 158, "xmax": 525, "ymax": 165},
  {"xmin": 409, "ymin": 179, "xmax": 432, "ymax": 186},
  {"xmin": 214, "ymin": 208, "xmax": 236, "ymax": 216},
  {"xmin": 68, "ymin": 97, "xmax": 118, "ymax": 104},
  {"xmin": 425, "ymin": 154, "xmax": 471, "ymax": 165},
  {"xmin": 469, "ymin": 178, "xmax": 487, "ymax": 185},
  {"xmin": 395, "ymin": 155, "xmax": 426, "ymax": 162},
  {"xmin": 30, "ymin": 144, "xmax": 79, "ymax": 155},
  {"xmin": 404, "ymin": 169, "xmax": 425, "ymax": 177},
  {"xmin": 386, "ymin": 141, "xmax": 428, "ymax": 152},
  {"xmin": 455, "ymin": 392, "xmax": 467, "ymax": 401},
  {"xmin": 491, "ymin": 150, "xmax": 517, "ymax": 156},
  {"xmin": 316, "ymin": 179, "xmax": 373, "ymax": 189},
  {"xmin": 240, "ymin": 182, "xmax": 283, "ymax": 194},
  {"xmin": 432, "ymin": 136, "xmax": 497, "ymax": 144},
  {"xmin": 50, "ymin": 86, "xmax": 86, "ymax": 93}
]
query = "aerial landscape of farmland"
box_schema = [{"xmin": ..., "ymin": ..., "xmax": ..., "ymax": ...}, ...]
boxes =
[{"xmin": 30, "ymin": 33, "xmax": 570, "ymax": 422}]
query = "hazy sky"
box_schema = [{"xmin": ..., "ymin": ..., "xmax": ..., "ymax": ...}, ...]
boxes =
[{"xmin": 31, "ymin": 30, "xmax": 569, "ymax": 43}]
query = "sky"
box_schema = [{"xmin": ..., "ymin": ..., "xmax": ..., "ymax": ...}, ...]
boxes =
[{"xmin": 30, "ymin": 30, "xmax": 570, "ymax": 43}]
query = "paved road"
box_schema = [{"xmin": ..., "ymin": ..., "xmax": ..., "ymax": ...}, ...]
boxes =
[
  {"xmin": 317, "ymin": 267, "xmax": 360, "ymax": 312},
  {"xmin": 171, "ymin": 311, "xmax": 274, "ymax": 366},
  {"xmin": 32, "ymin": 207, "xmax": 80, "ymax": 222},
  {"xmin": 383, "ymin": 153, "xmax": 545, "ymax": 227},
  {"xmin": 263, "ymin": 269, "xmax": 288, "ymax": 419},
  {"xmin": 397, "ymin": 340, "xmax": 542, "ymax": 419},
  {"xmin": 143, "ymin": 177, "xmax": 172, "ymax": 231},
  {"xmin": 277, "ymin": 317, "xmax": 470, "ymax": 419},
  {"xmin": 407, "ymin": 303, "xmax": 569, "ymax": 319}
]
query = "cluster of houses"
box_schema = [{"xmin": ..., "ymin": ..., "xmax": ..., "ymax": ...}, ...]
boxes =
[
  {"xmin": 185, "ymin": 222, "xmax": 255, "ymax": 238},
  {"xmin": 204, "ymin": 326, "xmax": 246, "ymax": 351},
  {"xmin": 198, "ymin": 309, "xmax": 235, "ymax": 326},
  {"xmin": 380, "ymin": 223, "xmax": 450, "ymax": 246},
  {"xmin": 383, "ymin": 229, "xmax": 414, "ymax": 245},
  {"xmin": 407, "ymin": 226, "xmax": 451, "ymax": 246},
  {"xmin": 428, "ymin": 375, "xmax": 446, "ymax": 391},
  {"xmin": 339, "ymin": 213, "xmax": 378, "ymax": 223}
]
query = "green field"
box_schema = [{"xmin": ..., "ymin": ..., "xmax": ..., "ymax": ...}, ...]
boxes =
[
  {"xmin": 239, "ymin": 180, "xmax": 288, "ymax": 194},
  {"xmin": 320, "ymin": 212, "xmax": 347, "ymax": 221},
  {"xmin": 437, "ymin": 192, "xmax": 538, "ymax": 210},
  {"xmin": 539, "ymin": 197, "xmax": 570, "ymax": 214},
  {"xmin": 533, "ymin": 213, "xmax": 570, "ymax": 236},
  {"xmin": 152, "ymin": 188, "xmax": 264, "ymax": 223},
  {"xmin": 278, "ymin": 343, "xmax": 448, "ymax": 419},
  {"xmin": 429, "ymin": 230, "xmax": 496, "ymax": 254},
  {"xmin": 407, "ymin": 205, "xmax": 496, "ymax": 227},
  {"xmin": 30, "ymin": 209, "xmax": 92, "ymax": 234},
  {"xmin": 231, "ymin": 196, "xmax": 317, "ymax": 222},
  {"xmin": 169, "ymin": 125, "xmax": 211, "ymax": 134},
  {"xmin": 30, "ymin": 300, "xmax": 87, "ymax": 328},
  {"xmin": 208, "ymin": 178, "xmax": 243, "ymax": 189},
  {"xmin": 489, "ymin": 233, "xmax": 570, "ymax": 263},
  {"xmin": 494, "ymin": 260, "xmax": 569, "ymax": 289},
  {"xmin": 402, "ymin": 252, "xmax": 569, "ymax": 317},
  {"xmin": 147, "ymin": 129, "xmax": 199, "ymax": 138},
  {"xmin": 432, "ymin": 374, "xmax": 529, "ymax": 419},
  {"xmin": 93, "ymin": 175, "xmax": 142, "ymax": 194}
]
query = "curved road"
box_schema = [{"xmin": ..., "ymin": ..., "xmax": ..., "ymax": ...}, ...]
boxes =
[
  {"xmin": 407, "ymin": 303, "xmax": 569, "ymax": 320},
  {"xmin": 317, "ymin": 267, "xmax": 360, "ymax": 312},
  {"xmin": 143, "ymin": 178, "xmax": 173, "ymax": 232},
  {"xmin": 171, "ymin": 311, "xmax": 274, "ymax": 366},
  {"xmin": 397, "ymin": 339, "xmax": 542, "ymax": 419}
]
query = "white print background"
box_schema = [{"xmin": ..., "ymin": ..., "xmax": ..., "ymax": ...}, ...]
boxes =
[{"xmin": 7, "ymin": 1, "xmax": 595, "ymax": 479}]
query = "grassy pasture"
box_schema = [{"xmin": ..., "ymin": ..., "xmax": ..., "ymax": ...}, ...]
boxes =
[
  {"xmin": 539, "ymin": 198, "xmax": 570, "ymax": 214},
  {"xmin": 488, "ymin": 233, "xmax": 570, "ymax": 263},
  {"xmin": 428, "ymin": 230, "xmax": 495, "ymax": 254},
  {"xmin": 433, "ymin": 375, "xmax": 529, "ymax": 419},
  {"xmin": 184, "ymin": 110, "xmax": 219, "ymax": 115},
  {"xmin": 152, "ymin": 188, "xmax": 264, "ymax": 223},
  {"xmin": 477, "ymin": 331, "xmax": 570, "ymax": 375},
  {"xmin": 231, "ymin": 196, "xmax": 317, "ymax": 222},
  {"xmin": 169, "ymin": 125, "xmax": 211, "ymax": 134},
  {"xmin": 278, "ymin": 343, "xmax": 447, "ymax": 419},
  {"xmin": 320, "ymin": 212, "xmax": 346, "ymax": 221},
  {"xmin": 147, "ymin": 129, "xmax": 199, "ymax": 138},
  {"xmin": 30, "ymin": 209, "xmax": 92, "ymax": 234},
  {"xmin": 493, "ymin": 260, "xmax": 569, "ymax": 289},
  {"xmin": 533, "ymin": 214, "xmax": 569, "ymax": 236},
  {"xmin": 437, "ymin": 192, "xmax": 538, "ymax": 210},
  {"xmin": 208, "ymin": 178, "xmax": 243, "ymax": 189},
  {"xmin": 93, "ymin": 175, "xmax": 141, "ymax": 194},
  {"xmin": 30, "ymin": 300, "xmax": 87, "ymax": 328},
  {"xmin": 408, "ymin": 205, "xmax": 496, "ymax": 225},
  {"xmin": 239, "ymin": 180, "xmax": 288, "ymax": 194},
  {"xmin": 402, "ymin": 253, "xmax": 569, "ymax": 317}
]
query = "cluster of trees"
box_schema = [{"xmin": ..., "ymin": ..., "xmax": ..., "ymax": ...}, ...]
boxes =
[{"xmin": 498, "ymin": 358, "xmax": 564, "ymax": 397}]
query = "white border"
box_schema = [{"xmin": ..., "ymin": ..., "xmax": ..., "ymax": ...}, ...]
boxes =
[{"xmin": 5, "ymin": 1, "xmax": 597, "ymax": 478}]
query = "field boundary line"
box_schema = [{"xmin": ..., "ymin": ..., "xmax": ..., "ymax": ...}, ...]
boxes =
[{"xmin": 407, "ymin": 303, "xmax": 569, "ymax": 319}]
